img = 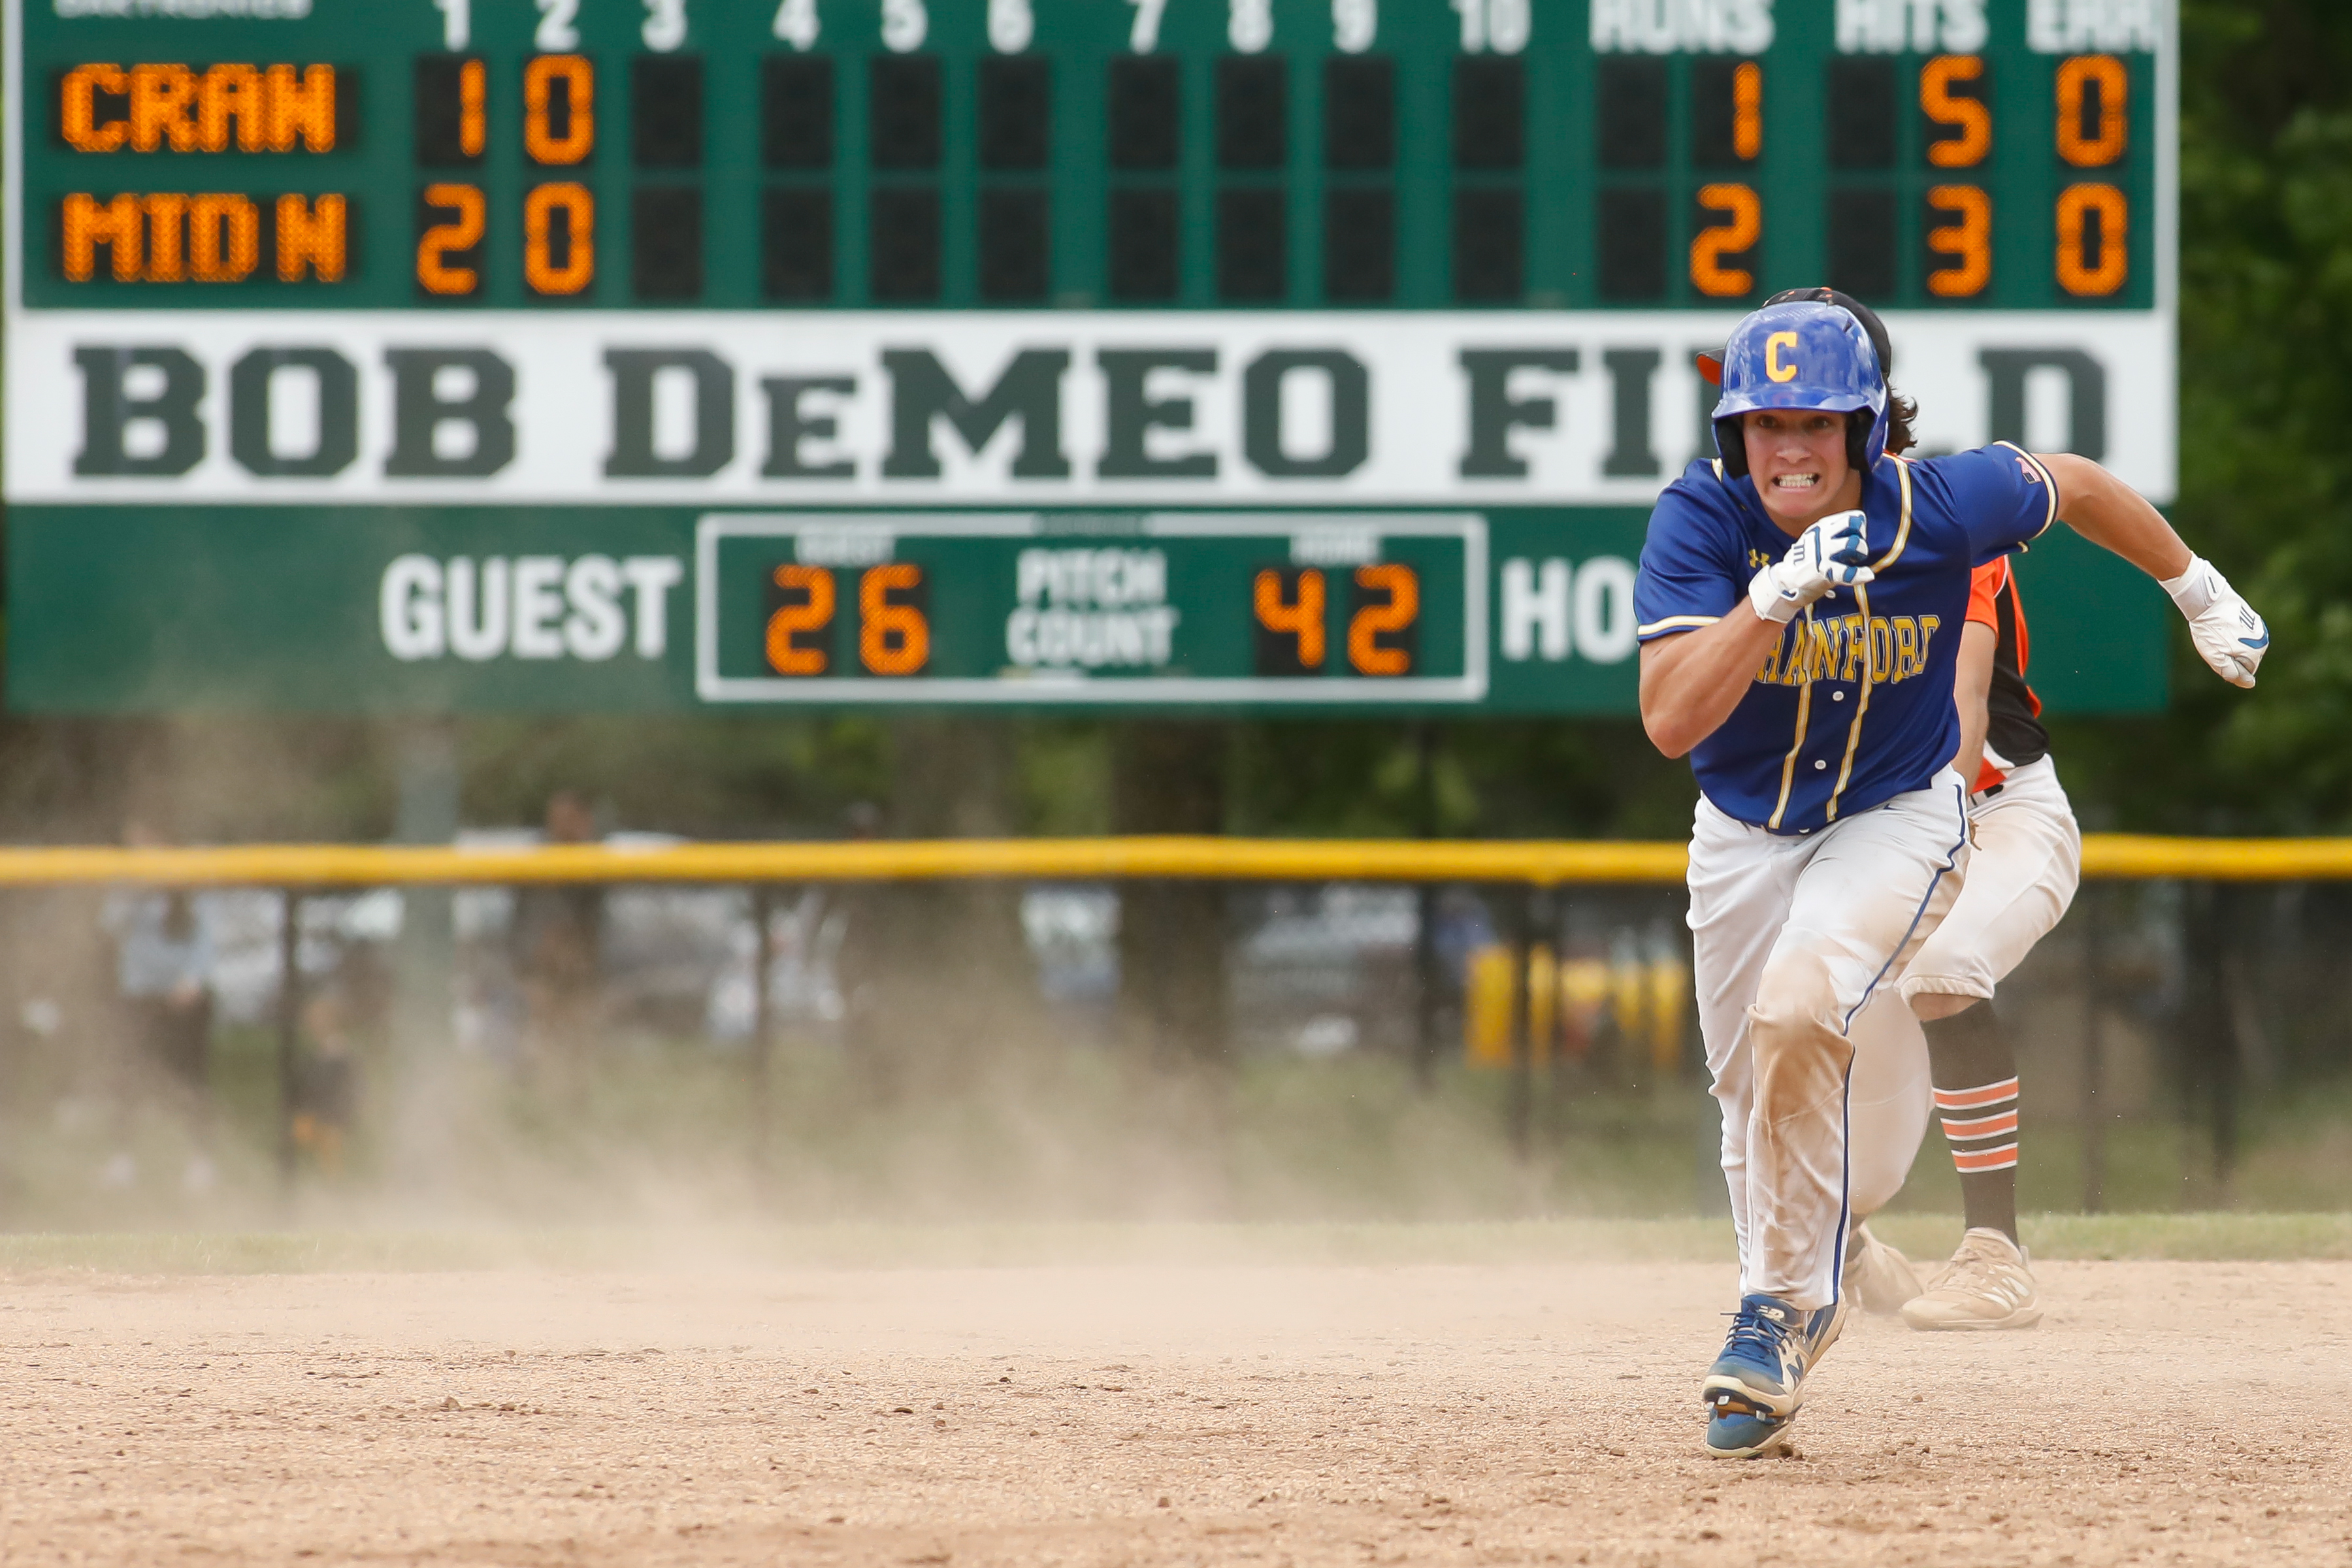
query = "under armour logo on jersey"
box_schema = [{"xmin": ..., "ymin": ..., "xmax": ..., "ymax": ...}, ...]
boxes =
[{"xmin": 1749, "ymin": 548, "xmax": 1774, "ymax": 570}]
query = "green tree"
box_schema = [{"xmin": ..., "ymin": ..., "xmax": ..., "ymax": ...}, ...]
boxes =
[{"xmin": 2053, "ymin": 0, "xmax": 2352, "ymax": 831}]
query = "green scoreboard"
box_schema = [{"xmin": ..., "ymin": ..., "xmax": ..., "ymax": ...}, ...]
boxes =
[{"xmin": 4, "ymin": 0, "xmax": 2175, "ymax": 715}]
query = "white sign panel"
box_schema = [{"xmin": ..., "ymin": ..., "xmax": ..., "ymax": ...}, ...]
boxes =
[{"xmin": 3, "ymin": 308, "xmax": 2177, "ymax": 506}]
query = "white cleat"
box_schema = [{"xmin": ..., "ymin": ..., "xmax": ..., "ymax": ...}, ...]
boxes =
[
  {"xmin": 1899, "ymin": 1226, "xmax": 2042, "ymax": 1331},
  {"xmin": 1844, "ymin": 1221, "xmax": 1924, "ymax": 1315}
]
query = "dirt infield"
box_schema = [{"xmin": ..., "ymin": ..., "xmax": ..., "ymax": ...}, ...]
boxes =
[{"xmin": 3, "ymin": 1254, "xmax": 2346, "ymax": 1566}]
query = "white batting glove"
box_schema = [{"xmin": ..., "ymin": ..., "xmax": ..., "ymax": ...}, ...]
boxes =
[
  {"xmin": 2161, "ymin": 554, "xmax": 2269, "ymax": 689},
  {"xmin": 1747, "ymin": 510, "xmax": 1875, "ymax": 625}
]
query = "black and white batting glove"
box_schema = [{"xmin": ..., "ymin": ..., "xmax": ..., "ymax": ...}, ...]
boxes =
[
  {"xmin": 2161, "ymin": 554, "xmax": 2268, "ymax": 689},
  {"xmin": 1747, "ymin": 510, "xmax": 1876, "ymax": 625}
]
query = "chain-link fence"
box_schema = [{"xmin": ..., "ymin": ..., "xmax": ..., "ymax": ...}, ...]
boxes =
[{"xmin": 0, "ymin": 838, "xmax": 2344, "ymax": 1223}]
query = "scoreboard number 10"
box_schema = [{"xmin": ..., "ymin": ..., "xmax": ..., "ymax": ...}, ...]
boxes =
[{"xmin": 414, "ymin": 52, "xmax": 598, "ymax": 298}]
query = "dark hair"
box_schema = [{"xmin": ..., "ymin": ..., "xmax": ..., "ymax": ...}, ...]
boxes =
[
  {"xmin": 1834, "ymin": 389, "xmax": 1918, "ymax": 470},
  {"xmin": 1872, "ymin": 388, "xmax": 1919, "ymax": 457}
]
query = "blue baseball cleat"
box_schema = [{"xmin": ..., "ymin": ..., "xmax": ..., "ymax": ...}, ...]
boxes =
[
  {"xmin": 1704, "ymin": 1397, "xmax": 1796, "ymax": 1459},
  {"xmin": 1699, "ymin": 1293, "xmax": 1847, "ymax": 1458}
]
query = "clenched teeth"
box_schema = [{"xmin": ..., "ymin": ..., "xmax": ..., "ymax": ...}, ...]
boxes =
[{"xmin": 1772, "ymin": 474, "xmax": 1821, "ymax": 490}]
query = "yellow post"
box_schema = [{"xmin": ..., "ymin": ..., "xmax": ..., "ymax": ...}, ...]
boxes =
[
  {"xmin": 1526, "ymin": 943, "xmax": 1558, "ymax": 1066},
  {"xmin": 1463, "ymin": 943, "xmax": 1514, "ymax": 1068}
]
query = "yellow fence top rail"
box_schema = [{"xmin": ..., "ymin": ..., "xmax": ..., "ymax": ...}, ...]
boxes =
[{"xmin": 0, "ymin": 834, "xmax": 2344, "ymax": 886}]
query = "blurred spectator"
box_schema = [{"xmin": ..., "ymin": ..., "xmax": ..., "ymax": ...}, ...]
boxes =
[
  {"xmin": 512, "ymin": 790, "xmax": 604, "ymax": 1094},
  {"xmin": 99, "ymin": 817, "xmax": 220, "ymax": 1194},
  {"xmin": 102, "ymin": 820, "xmax": 218, "ymax": 1100},
  {"xmin": 829, "ymin": 801, "xmax": 901, "ymax": 1100},
  {"xmin": 292, "ymin": 985, "xmax": 363, "ymax": 1177}
]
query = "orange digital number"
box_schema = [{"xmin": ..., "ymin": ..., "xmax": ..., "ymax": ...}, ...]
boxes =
[
  {"xmin": 858, "ymin": 563, "xmax": 930, "ymax": 676},
  {"xmin": 1347, "ymin": 564, "xmax": 1418, "ymax": 678},
  {"xmin": 458, "ymin": 59, "xmax": 487, "ymax": 158},
  {"xmin": 416, "ymin": 182, "xmax": 485, "ymax": 295},
  {"xmin": 2055, "ymin": 54, "xmax": 2127, "ymax": 168},
  {"xmin": 1254, "ymin": 568, "xmax": 1326, "ymax": 670},
  {"xmin": 1690, "ymin": 183, "xmax": 1761, "ymax": 299},
  {"xmin": 1919, "ymin": 55, "xmax": 1990, "ymax": 168},
  {"xmin": 523, "ymin": 54, "xmax": 595, "ymax": 165},
  {"xmin": 1925, "ymin": 185, "xmax": 1991, "ymax": 298},
  {"xmin": 523, "ymin": 180, "xmax": 595, "ymax": 295},
  {"xmin": 2055, "ymin": 182, "xmax": 2127, "ymax": 296},
  {"xmin": 766, "ymin": 565, "xmax": 836, "ymax": 676},
  {"xmin": 1731, "ymin": 61, "xmax": 1762, "ymax": 160}
]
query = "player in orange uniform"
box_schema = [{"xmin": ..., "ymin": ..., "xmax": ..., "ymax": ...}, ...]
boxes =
[{"xmin": 1886, "ymin": 553, "xmax": 2080, "ymax": 1328}]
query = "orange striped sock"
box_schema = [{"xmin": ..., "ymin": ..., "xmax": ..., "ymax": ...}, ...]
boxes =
[{"xmin": 1922, "ymin": 1004, "xmax": 2020, "ymax": 1243}]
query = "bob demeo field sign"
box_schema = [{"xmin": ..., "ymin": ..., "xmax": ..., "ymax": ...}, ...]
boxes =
[{"xmin": 4, "ymin": 0, "xmax": 2174, "ymax": 715}]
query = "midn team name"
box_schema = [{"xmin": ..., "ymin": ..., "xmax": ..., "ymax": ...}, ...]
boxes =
[{"xmin": 1756, "ymin": 612, "xmax": 1943, "ymax": 687}]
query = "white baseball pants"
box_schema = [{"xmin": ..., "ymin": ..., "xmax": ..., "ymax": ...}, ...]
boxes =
[
  {"xmin": 1842, "ymin": 988, "xmax": 1934, "ymax": 1220},
  {"xmin": 1802, "ymin": 757, "xmax": 2085, "ymax": 1233},
  {"xmin": 1901, "ymin": 755, "xmax": 2082, "ymax": 1006},
  {"xmin": 1686, "ymin": 772, "xmax": 1969, "ymax": 1310}
]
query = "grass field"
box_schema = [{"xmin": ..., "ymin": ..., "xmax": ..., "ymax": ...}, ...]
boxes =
[{"xmin": 4, "ymin": 1211, "xmax": 2352, "ymax": 1276}]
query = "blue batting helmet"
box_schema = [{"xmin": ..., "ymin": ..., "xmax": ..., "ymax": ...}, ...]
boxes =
[
  {"xmin": 1762, "ymin": 286, "xmax": 1893, "ymax": 382},
  {"xmin": 1707, "ymin": 300, "xmax": 1889, "ymax": 480}
]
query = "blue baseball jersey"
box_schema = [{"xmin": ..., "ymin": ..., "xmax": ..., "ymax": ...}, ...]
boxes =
[{"xmin": 1635, "ymin": 442, "xmax": 2059, "ymax": 834}]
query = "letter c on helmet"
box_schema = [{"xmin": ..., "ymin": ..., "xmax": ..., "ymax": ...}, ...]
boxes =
[{"xmin": 1765, "ymin": 331, "xmax": 1799, "ymax": 383}]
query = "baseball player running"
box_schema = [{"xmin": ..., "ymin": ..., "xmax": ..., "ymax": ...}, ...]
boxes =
[
  {"xmin": 1833, "ymin": 549, "xmax": 2081, "ymax": 1328},
  {"xmin": 1784, "ymin": 287, "xmax": 2082, "ymax": 1329},
  {"xmin": 1635, "ymin": 297, "xmax": 2268, "ymax": 1459},
  {"xmin": 1899, "ymin": 550, "xmax": 2078, "ymax": 1328}
]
